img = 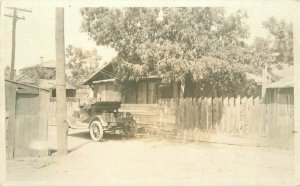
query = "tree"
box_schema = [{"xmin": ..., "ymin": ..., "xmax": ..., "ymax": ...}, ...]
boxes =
[
  {"xmin": 80, "ymin": 8, "xmax": 254, "ymax": 97},
  {"xmin": 66, "ymin": 45, "xmax": 102, "ymax": 87},
  {"xmin": 190, "ymin": 56, "xmax": 257, "ymax": 97},
  {"xmin": 262, "ymin": 17, "xmax": 293, "ymax": 65},
  {"xmin": 19, "ymin": 65, "xmax": 55, "ymax": 85},
  {"xmin": 245, "ymin": 18, "xmax": 293, "ymax": 74},
  {"xmin": 246, "ymin": 37, "xmax": 276, "ymax": 74}
]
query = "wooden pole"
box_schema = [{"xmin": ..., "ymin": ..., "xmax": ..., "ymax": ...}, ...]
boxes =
[
  {"xmin": 9, "ymin": 9, "xmax": 17, "ymax": 80},
  {"xmin": 55, "ymin": 7, "xmax": 68, "ymax": 155},
  {"xmin": 5, "ymin": 7, "xmax": 31, "ymax": 80}
]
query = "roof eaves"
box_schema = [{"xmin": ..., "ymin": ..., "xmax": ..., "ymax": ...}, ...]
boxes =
[
  {"xmin": 82, "ymin": 61, "xmax": 113, "ymax": 85},
  {"xmin": 5, "ymin": 79, "xmax": 49, "ymax": 91}
]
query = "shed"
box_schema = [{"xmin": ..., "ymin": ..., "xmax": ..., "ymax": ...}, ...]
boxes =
[
  {"xmin": 39, "ymin": 79, "xmax": 77, "ymax": 98},
  {"xmin": 83, "ymin": 61, "xmax": 180, "ymax": 104},
  {"xmin": 264, "ymin": 74, "xmax": 293, "ymax": 104},
  {"xmin": 5, "ymin": 79, "xmax": 49, "ymax": 158}
]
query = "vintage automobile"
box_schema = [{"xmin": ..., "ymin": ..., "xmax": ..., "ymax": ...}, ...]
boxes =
[{"xmin": 68, "ymin": 101, "xmax": 137, "ymax": 141}]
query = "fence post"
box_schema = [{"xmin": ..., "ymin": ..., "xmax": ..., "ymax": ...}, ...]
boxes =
[
  {"xmin": 207, "ymin": 97, "xmax": 212, "ymax": 131},
  {"xmin": 235, "ymin": 96, "xmax": 241, "ymax": 135},
  {"xmin": 221, "ymin": 97, "xmax": 227, "ymax": 133},
  {"xmin": 212, "ymin": 97, "xmax": 217, "ymax": 131},
  {"xmin": 241, "ymin": 97, "xmax": 247, "ymax": 135},
  {"xmin": 254, "ymin": 97, "xmax": 261, "ymax": 137},
  {"xmin": 217, "ymin": 97, "xmax": 222, "ymax": 132},
  {"xmin": 247, "ymin": 96, "xmax": 254, "ymax": 136},
  {"xmin": 228, "ymin": 97, "xmax": 234, "ymax": 134},
  {"xmin": 200, "ymin": 97, "xmax": 206, "ymax": 130}
]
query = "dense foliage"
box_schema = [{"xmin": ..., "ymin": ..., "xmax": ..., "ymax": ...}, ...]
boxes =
[
  {"xmin": 248, "ymin": 17, "xmax": 293, "ymax": 73},
  {"xmin": 66, "ymin": 45, "xmax": 102, "ymax": 87},
  {"xmin": 262, "ymin": 17, "xmax": 293, "ymax": 65},
  {"xmin": 19, "ymin": 65, "xmax": 55, "ymax": 85},
  {"xmin": 80, "ymin": 7, "xmax": 292, "ymax": 97}
]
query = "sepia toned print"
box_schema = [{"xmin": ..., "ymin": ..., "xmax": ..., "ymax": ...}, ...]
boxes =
[{"xmin": 1, "ymin": 1, "xmax": 299, "ymax": 185}]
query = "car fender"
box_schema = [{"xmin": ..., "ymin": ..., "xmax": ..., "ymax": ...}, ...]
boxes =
[{"xmin": 89, "ymin": 115, "xmax": 108, "ymax": 127}]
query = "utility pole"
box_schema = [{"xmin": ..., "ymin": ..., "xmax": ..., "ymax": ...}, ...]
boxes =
[
  {"xmin": 4, "ymin": 7, "xmax": 31, "ymax": 80},
  {"xmin": 55, "ymin": 7, "xmax": 68, "ymax": 155}
]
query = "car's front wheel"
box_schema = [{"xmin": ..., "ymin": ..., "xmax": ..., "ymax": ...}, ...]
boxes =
[{"xmin": 89, "ymin": 120, "xmax": 104, "ymax": 142}]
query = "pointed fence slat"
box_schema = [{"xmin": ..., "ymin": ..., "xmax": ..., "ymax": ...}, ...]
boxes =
[
  {"xmin": 157, "ymin": 95, "xmax": 294, "ymax": 149},
  {"xmin": 240, "ymin": 97, "xmax": 247, "ymax": 135},
  {"xmin": 235, "ymin": 96, "xmax": 241, "ymax": 134},
  {"xmin": 207, "ymin": 98, "xmax": 212, "ymax": 131},
  {"xmin": 200, "ymin": 97, "xmax": 207, "ymax": 130},
  {"xmin": 228, "ymin": 97, "xmax": 235, "ymax": 134}
]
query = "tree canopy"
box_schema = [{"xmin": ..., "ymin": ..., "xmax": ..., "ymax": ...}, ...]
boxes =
[
  {"xmin": 80, "ymin": 7, "xmax": 292, "ymax": 97},
  {"xmin": 19, "ymin": 65, "xmax": 55, "ymax": 85},
  {"xmin": 248, "ymin": 17, "xmax": 293, "ymax": 73},
  {"xmin": 262, "ymin": 17, "xmax": 293, "ymax": 65},
  {"xmin": 66, "ymin": 45, "xmax": 102, "ymax": 87}
]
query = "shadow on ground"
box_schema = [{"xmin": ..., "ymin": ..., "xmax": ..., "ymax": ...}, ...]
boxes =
[
  {"xmin": 68, "ymin": 141, "xmax": 91, "ymax": 153},
  {"xmin": 68, "ymin": 129, "xmax": 147, "ymax": 142},
  {"xmin": 68, "ymin": 130, "xmax": 91, "ymax": 140}
]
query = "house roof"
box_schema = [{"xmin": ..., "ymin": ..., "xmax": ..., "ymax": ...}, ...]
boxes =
[
  {"xmin": 266, "ymin": 75, "xmax": 293, "ymax": 89},
  {"xmin": 39, "ymin": 60, "xmax": 56, "ymax": 68},
  {"xmin": 82, "ymin": 61, "xmax": 115, "ymax": 85},
  {"xmin": 13, "ymin": 74, "xmax": 37, "ymax": 85},
  {"xmin": 91, "ymin": 76, "xmax": 161, "ymax": 84},
  {"xmin": 265, "ymin": 64, "xmax": 293, "ymax": 89},
  {"xmin": 246, "ymin": 73, "xmax": 262, "ymax": 85},
  {"xmin": 39, "ymin": 79, "xmax": 77, "ymax": 90},
  {"xmin": 5, "ymin": 79, "xmax": 49, "ymax": 91},
  {"xmin": 267, "ymin": 64, "xmax": 293, "ymax": 82}
]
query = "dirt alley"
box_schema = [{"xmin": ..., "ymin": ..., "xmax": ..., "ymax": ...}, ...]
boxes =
[{"xmin": 6, "ymin": 126, "xmax": 295, "ymax": 185}]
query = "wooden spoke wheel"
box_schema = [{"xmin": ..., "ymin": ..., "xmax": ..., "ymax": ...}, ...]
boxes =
[{"xmin": 89, "ymin": 120, "xmax": 104, "ymax": 142}]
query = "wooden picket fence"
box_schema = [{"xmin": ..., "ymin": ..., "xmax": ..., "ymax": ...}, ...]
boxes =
[
  {"xmin": 154, "ymin": 96, "xmax": 294, "ymax": 149},
  {"xmin": 45, "ymin": 94, "xmax": 294, "ymax": 149},
  {"xmin": 49, "ymin": 97, "xmax": 80, "ymax": 102},
  {"xmin": 174, "ymin": 97, "xmax": 264, "ymax": 136}
]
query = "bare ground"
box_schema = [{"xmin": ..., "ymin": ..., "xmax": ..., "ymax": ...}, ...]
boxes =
[{"xmin": 6, "ymin": 126, "xmax": 295, "ymax": 186}]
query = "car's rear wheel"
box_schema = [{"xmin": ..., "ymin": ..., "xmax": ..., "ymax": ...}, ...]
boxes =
[
  {"xmin": 124, "ymin": 120, "xmax": 137, "ymax": 138},
  {"xmin": 89, "ymin": 120, "xmax": 104, "ymax": 142}
]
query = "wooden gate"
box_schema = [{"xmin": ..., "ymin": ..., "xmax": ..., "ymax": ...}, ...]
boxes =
[
  {"xmin": 13, "ymin": 92, "xmax": 48, "ymax": 158},
  {"xmin": 5, "ymin": 80, "xmax": 49, "ymax": 158}
]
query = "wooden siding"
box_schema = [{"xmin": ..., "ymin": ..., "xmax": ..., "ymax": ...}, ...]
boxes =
[
  {"xmin": 16, "ymin": 94, "xmax": 39, "ymax": 115},
  {"xmin": 148, "ymin": 81, "xmax": 157, "ymax": 104},
  {"xmin": 124, "ymin": 83, "xmax": 137, "ymax": 103},
  {"xmin": 120, "ymin": 104, "xmax": 158, "ymax": 126},
  {"xmin": 137, "ymin": 82, "xmax": 148, "ymax": 104},
  {"xmin": 94, "ymin": 83, "xmax": 121, "ymax": 102},
  {"xmin": 14, "ymin": 116, "xmax": 48, "ymax": 157},
  {"xmin": 92, "ymin": 79, "xmax": 179, "ymax": 104},
  {"xmin": 5, "ymin": 83, "xmax": 17, "ymax": 158}
]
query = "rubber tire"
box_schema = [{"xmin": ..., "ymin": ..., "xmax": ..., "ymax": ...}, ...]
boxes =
[
  {"xmin": 124, "ymin": 120, "xmax": 137, "ymax": 138},
  {"xmin": 89, "ymin": 120, "xmax": 104, "ymax": 142}
]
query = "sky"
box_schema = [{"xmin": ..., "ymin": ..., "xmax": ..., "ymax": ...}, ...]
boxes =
[{"xmin": 0, "ymin": 1, "xmax": 296, "ymax": 73}]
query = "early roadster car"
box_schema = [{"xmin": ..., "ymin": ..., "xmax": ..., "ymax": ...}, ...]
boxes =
[{"xmin": 68, "ymin": 101, "xmax": 136, "ymax": 141}]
